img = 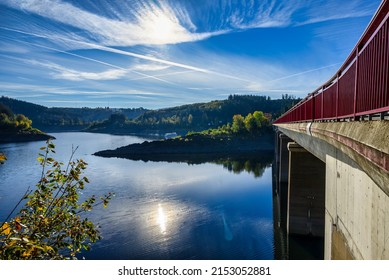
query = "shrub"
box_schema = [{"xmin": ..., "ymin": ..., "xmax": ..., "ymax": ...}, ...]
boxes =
[{"xmin": 0, "ymin": 141, "xmax": 113, "ymax": 259}]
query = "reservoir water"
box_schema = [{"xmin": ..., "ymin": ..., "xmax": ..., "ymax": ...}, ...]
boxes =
[{"xmin": 0, "ymin": 132, "xmax": 275, "ymax": 260}]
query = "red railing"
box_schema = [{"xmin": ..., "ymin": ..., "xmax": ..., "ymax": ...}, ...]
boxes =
[{"xmin": 274, "ymin": 0, "xmax": 389, "ymax": 124}]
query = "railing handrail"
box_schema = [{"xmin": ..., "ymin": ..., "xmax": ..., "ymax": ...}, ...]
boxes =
[{"xmin": 275, "ymin": 0, "xmax": 389, "ymax": 124}]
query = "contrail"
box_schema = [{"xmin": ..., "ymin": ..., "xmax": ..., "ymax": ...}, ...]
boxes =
[
  {"xmin": 130, "ymin": 70, "xmax": 197, "ymax": 81},
  {"xmin": 0, "ymin": 27, "xmax": 175, "ymax": 84},
  {"xmin": 92, "ymin": 43, "xmax": 252, "ymax": 82},
  {"xmin": 90, "ymin": 43, "xmax": 251, "ymax": 82},
  {"xmin": 267, "ymin": 63, "xmax": 340, "ymax": 83},
  {"xmin": 0, "ymin": 26, "xmax": 251, "ymax": 83}
]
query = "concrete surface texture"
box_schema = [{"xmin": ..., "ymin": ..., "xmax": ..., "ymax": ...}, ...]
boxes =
[{"xmin": 275, "ymin": 121, "xmax": 389, "ymax": 259}]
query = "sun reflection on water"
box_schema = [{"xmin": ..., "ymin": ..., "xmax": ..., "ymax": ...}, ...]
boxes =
[{"xmin": 157, "ymin": 203, "xmax": 167, "ymax": 235}]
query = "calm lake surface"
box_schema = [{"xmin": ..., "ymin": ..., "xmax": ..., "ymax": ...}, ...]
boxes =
[{"xmin": 0, "ymin": 132, "xmax": 275, "ymax": 260}]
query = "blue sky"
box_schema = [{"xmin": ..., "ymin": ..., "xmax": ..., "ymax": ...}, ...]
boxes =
[{"xmin": 0, "ymin": 0, "xmax": 382, "ymax": 109}]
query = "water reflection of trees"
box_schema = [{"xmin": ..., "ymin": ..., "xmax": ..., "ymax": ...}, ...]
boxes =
[
  {"xmin": 212, "ymin": 153, "xmax": 273, "ymax": 178},
  {"xmin": 126, "ymin": 151, "xmax": 274, "ymax": 178}
]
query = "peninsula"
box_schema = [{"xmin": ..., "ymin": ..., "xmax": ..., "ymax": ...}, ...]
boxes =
[
  {"xmin": 0, "ymin": 103, "xmax": 53, "ymax": 143},
  {"xmin": 94, "ymin": 111, "xmax": 274, "ymax": 162}
]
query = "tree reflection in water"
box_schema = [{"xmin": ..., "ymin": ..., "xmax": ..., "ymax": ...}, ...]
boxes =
[
  {"xmin": 128, "ymin": 151, "xmax": 274, "ymax": 178},
  {"xmin": 213, "ymin": 156, "xmax": 272, "ymax": 178}
]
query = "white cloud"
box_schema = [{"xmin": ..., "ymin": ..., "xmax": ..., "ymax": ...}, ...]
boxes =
[
  {"xmin": 22, "ymin": 59, "xmax": 128, "ymax": 81},
  {"xmin": 0, "ymin": 0, "xmax": 380, "ymax": 108},
  {"xmin": 226, "ymin": 0, "xmax": 378, "ymax": 30},
  {"xmin": 2, "ymin": 0, "xmax": 327, "ymax": 49},
  {"xmin": 0, "ymin": 82, "xmax": 83, "ymax": 95},
  {"xmin": 54, "ymin": 68, "xmax": 128, "ymax": 81},
  {"xmin": 2, "ymin": 0, "xmax": 225, "ymax": 46},
  {"xmin": 226, "ymin": 0, "xmax": 296, "ymax": 29},
  {"xmin": 4, "ymin": 27, "xmax": 234, "ymax": 82},
  {"xmin": 188, "ymin": 87, "xmax": 214, "ymax": 91},
  {"xmin": 296, "ymin": 0, "xmax": 378, "ymax": 26},
  {"xmin": 0, "ymin": 81, "xmax": 175, "ymax": 98},
  {"xmin": 6, "ymin": 36, "xmax": 178, "ymax": 84},
  {"xmin": 131, "ymin": 64, "xmax": 171, "ymax": 72},
  {"xmin": 2, "ymin": 0, "xmax": 378, "ymax": 49},
  {"xmin": 245, "ymin": 82, "xmax": 263, "ymax": 92}
]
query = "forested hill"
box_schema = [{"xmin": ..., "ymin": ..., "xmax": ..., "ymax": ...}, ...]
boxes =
[
  {"xmin": 0, "ymin": 96, "xmax": 148, "ymax": 131},
  {"xmin": 137, "ymin": 94, "xmax": 298, "ymax": 127},
  {"xmin": 1, "ymin": 95, "xmax": 299, "ymax": 134},
  {"xmin": 87, "ymin": 95, "xmax": 299, "ymax": 134}
]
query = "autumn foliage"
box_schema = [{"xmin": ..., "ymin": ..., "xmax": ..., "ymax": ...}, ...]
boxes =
[{"xmin": 0, "ymin": 141, "xmax": 113, "ymax": 259}]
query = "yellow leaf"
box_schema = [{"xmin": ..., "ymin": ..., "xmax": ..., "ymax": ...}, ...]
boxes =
[
  {"xmin": 1, "ymin": 222, "xmax": 11, "ymax": 235},
  {"xmin": 22, "ymin": 251, "xmax": 31, "ymax": 257},
  {"xmin": 21, "ymin": 247, "xmax": 34, "ymax": 258},
  {"xmin": 45, "ymin": 245, "xmax": 54, "ymax": 252},
  {"xmin": 0, "ymin": 153, "xmax": 6, "ymax": 162}
]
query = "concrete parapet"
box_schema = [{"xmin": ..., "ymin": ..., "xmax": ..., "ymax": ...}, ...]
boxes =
[{"xmin": 275, "ymin": 121, "xmax": 389, "ymax": 196}]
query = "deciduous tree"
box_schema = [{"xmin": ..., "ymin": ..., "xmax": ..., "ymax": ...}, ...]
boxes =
[
  {"xmin": 244, "ymin": 113, "xmax": 257, "ymax": 133},
  {"xmin": 232, "ymin": 114, "xmax": 245, "ymax": 133}
]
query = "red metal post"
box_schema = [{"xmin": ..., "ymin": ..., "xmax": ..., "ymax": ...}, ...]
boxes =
[
  {"xmin": 320, "ymin": 86, "xmax": 324, "ymax": 120},
  {"xmin": 336, "ymin": 73, "xmax": 339, "ymax": 120},
  {"xmin": 353, "ymin": 50, "xmax": 359, "ymax": 119}
]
